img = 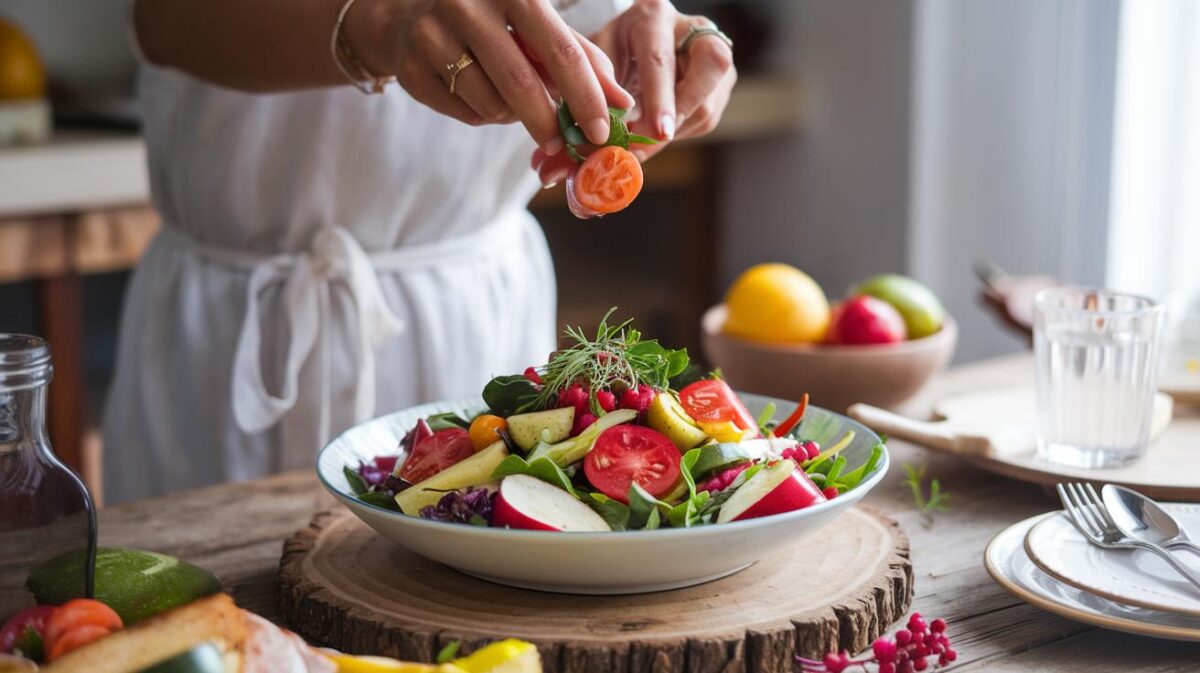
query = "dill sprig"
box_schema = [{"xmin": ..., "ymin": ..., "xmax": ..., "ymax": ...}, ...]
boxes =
[{"xmin": 532, "ymin": 308, "xmax": 689, "ymax": 412}]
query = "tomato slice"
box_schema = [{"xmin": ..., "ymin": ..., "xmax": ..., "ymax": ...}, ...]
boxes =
[
  {"xmin": 570, "ymin": 146, "xmax": 644, "ymax": 215},
  {"xmin": 41, "ymin": 599, "xmax": 122, "ymax": 661},
  {"xmin": 398, "ymin": 428, "xmax": 475, "ymax": 484},
  {"xmin": 678, "ymin": 380, "xmax": 760, "ymax": 438},
  {"xmin": 584, "ymin": 425, "xmax": 681, "ymax": 504}
]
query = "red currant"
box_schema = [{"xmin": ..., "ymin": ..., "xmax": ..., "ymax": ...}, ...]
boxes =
[
  {"xmin": 596, "ymin": 390, "xmax": 617, "ymax": 412},
  {"xmin": 823, "ymin": 486, "xmax": 839, "ymax": 500}
]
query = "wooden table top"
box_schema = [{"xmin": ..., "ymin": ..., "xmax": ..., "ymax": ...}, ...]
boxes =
[{"xmin": 97, "ymin": 353, "xmax": 1200, "ymax": 671}]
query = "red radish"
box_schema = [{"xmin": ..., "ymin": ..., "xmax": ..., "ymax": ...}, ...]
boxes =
[
  {"xmin": 716, "ymin": 460, "xmax": 827, "ymax": 523},
  {"xmin": 491, "ymin": 475, "xmax": 610, "ymax": 532},
  {"xmin": 826, "ymin": 295, "xmax": 907, "ymax": 345}
]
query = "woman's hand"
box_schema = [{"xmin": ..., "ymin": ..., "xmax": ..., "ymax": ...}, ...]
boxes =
[
  {"xmin": 530, "ymin": 0, "xmax": 736, "ymax": 186},
  {"xmin": 348, "ymin": 0, "xmax": 634, "ymax": 155}
]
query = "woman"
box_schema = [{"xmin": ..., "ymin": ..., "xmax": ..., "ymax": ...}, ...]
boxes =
[{"xmin": 106, "ymin": 0, "xmax": 735, "ymax": 503}]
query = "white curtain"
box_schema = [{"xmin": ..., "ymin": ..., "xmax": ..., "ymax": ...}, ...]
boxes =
[{"xmin": 1107, "ymin": 0, "xmax": 1200, "ymax": 300}]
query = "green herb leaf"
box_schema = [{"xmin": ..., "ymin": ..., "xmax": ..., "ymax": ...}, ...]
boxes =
[
  {"xmin": 426, "ymin": 411, "xmax": 471, "ymax": 431},
  {"xmin": 626, "ymin": 133, "xmax": 659, "ymax": 146},
  {"xmin": 482, "ymin": 374, "xmax": 540, "ymax": 416},
  {"xmin": 902, "ymin": 463, "xmax": 952, "ymax": 528},
  {"xmin": 583, "ymin": 493, "xmax": 630, "ymax": 530},
  {"xmin": 13, "ymin": 626, "xmax": 43, "ymax": 662},
  {"xmin": 437, "ymin": 641, "xmax": 461, "ymax": 664},
  {"xmin": 344, "ymin": 465, "xmax": 369, "ymax": 496},
  {"xmin": 756, "ymin": 402, "xmax": 777, "ymax": 436},
  {"xmin": 492, "ymin": 455, "xmax": 578, "ymax": 497},
  {"xmin": 358, "ymin": 492, "xmax": 401, "ymax": 511}
]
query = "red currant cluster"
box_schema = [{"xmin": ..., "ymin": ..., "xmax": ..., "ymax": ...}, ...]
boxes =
[
  {"xmin": 553, "ymin": 380, "xmax": 657, "ymax": 436},
  {"xmin": 798, "ymin": 613, "xmax": 956, "ymax": 673}
]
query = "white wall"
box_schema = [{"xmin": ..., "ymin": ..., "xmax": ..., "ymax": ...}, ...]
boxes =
[
  {"xmin": 722, "ymin": 0, "xmax": 1121, "ymax": 363},
  {"xmin": 719, "ymin": 0, "xmax": 915, "ymax": 299}
]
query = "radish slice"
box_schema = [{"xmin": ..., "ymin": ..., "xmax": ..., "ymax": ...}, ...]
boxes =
[
  {"xmin": 717, "ymin": 460, "xmax": 826, "ymax": 523},
  {"xmin": 492, "ymin": 475, "xmax": 610, "ymax": 532}
]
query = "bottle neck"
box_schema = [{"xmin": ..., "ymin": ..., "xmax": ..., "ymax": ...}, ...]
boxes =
[{"xmin": 0, "ymin": 385, "xmax": 48, "ymax": 452}]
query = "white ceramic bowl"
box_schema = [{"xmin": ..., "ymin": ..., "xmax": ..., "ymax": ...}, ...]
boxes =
[{"xmin": 316, "ymin": 393, "xmax": 889, "ymax": 594}]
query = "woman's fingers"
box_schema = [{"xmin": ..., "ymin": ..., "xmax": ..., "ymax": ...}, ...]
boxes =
[
  {"xmin": 506, "ymin": 2, "xmax": 613, "ymax": 144},
  {"xmin": 412, "ymin": 15, "xmax": 515, "ymax": 124},
  {"xmin": 673, "ymin": 20, "xmax": 735, "ymax": 122},
  {"xmin": 535, "ymin": 151, "xmax": 576, "ymax": 187},
  {"xmin": 630, "ymin": 8, "xmax": 678, "ymax": 142},
  {"xmin": 575, "ymin": 30, "xmax": 635, "ymax": 110},
  {"xmin": 400, "ymin": 64, "xmax": 486, "ymax": 126},
  {"xmin": 444, "ymin": 2, "xmax": 566, "ymax": 154},
  {"xmin": 676, "ymin": 67, "xmax": 736, "ymax": 138}
]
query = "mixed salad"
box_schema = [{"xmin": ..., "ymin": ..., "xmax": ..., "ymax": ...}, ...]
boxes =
[{"xmin": 345, "ymin": 312, "xmax": 884, "ymax": 532}]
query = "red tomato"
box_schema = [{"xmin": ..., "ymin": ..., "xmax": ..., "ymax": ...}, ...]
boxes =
[
  {"xmin": 572, "ymin": 146, "xmax": 644, "ymax": 214},
  {"xmin": 584, "ymin": 425, "xmax": 681, "ymax": 504},
  {"xmin": 47, "ymin": 624, "xmax": 112, "ymax": 661},
  {"xmin": 679, "ymin": 380, "xmax": 759, "ymax": 437},
  {"xmin": 0, "ymin": 605, "xmax": 56, "ymax": 654},
  {"xmin": 398, "ymin": 428, "xmax": 475, "ymax": 484},
  {"xmin": 41, "ymin": 599, "xmax": 122, "ymax": 661}
]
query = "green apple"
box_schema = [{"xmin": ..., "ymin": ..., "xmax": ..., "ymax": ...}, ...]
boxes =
[
  {"xmin": 506, "ymin": 407, "xmax": 574, "ymax": 451},
  {"xmin": 396, "ymin": 441, "xmax": 509, "ymax": 515},
  {"xmin": 852, "ymin": 274, "xmax": 946, "ymax": 339},
  {"xmin": 646, "ymin": 393, "xmax": 708, "ymax": 452}
]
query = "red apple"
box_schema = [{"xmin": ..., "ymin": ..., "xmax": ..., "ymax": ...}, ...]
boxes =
[
  {"xmin": 826, "ymin": 295, "xmax": 907, "ymax": 345},
  {"xmin": 717, "ymin": 460, "xmax": 827, "ymax": 523},
  {"xmin": 491, "ymin": 475, "xmax": 610, "ymax": 532}
]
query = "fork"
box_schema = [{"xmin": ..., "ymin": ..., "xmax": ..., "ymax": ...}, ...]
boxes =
[{"xmin": 1056, "ymin": 482, "xmax": 1200, "ymax": 594}]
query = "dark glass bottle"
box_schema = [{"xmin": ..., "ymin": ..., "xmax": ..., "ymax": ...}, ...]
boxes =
[{"xmin": 0, "ymin": 334, "xmax": 96, "ymax": 618}]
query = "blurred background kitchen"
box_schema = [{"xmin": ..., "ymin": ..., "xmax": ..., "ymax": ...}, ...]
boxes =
[{"xmin": 0, "ymin": 0, "xmax": 1196, "ymax": 500}]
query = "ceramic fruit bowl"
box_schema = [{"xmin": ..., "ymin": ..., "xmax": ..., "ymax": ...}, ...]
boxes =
[
  {"xmin": 316, "ymin": 393, "xmax": 888, "ymax": 594},
  {"xmin": 702, "ymin": 305, "xmax": 957, "ymax": 413}
]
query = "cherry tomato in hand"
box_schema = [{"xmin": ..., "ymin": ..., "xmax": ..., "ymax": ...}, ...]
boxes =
[
  {"xmin": 398, "ymin": 428, "xmax": 475, "ymax": 484},
  {"xmin": 41, "ymin": 599, "xmax": 122, "ymax": 662},
  {"xmin": 584, "ymin": 425, "xmax": 681, "ymax": 504},
  {"xmin": 568, "ymin": 146, "xmax": 644, "ymax": 216},
  {"xmin": 0, "ymin": 605, "xmax": 56, "ymax": 655},
  {"xmin": 679, "ymin": 379, "xmax": 759, "ymax": 438},
  {"xmin": 468, "ymin": 414, "xmax": 508, "ymax": 451}
]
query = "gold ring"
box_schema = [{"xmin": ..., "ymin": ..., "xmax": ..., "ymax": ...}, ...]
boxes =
[
  {"xmin": 446, "ymin": 52, "xmax": 476, "ymax": 95},
  {"xmin": 677, "ymin": 24, "xmax": 733, "ymax": 53}
]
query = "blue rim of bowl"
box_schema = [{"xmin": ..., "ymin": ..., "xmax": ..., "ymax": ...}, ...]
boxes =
[{"xmin": 315, "ymin": 399, "xmax": 890, "ymax": 540}]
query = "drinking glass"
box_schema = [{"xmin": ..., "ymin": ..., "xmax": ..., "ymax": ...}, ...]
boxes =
[{"xmin": 1034, "ymin": 288, "xmax": 1164, "ymax": 468}]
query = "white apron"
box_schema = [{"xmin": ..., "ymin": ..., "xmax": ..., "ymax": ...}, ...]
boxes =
[{"xmin": 104, "ymin": 1, "xmax": 629, "ymax": 504}]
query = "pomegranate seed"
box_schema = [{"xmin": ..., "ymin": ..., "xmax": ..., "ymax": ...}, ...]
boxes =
[
  {"xmin": 879, "ymin": 664, "xmax": 896, "ymax": 673},
  {"xmin": 895, "ymin": 629, "xmax": 912, "ymax": 646},
  {"xmin": 930, "ymin": 618, "xmax": 946, "ymax": 633},
  {"xmin": 523, "ymin": 367, "xmax": 542, "ymax": 385},
  {"xmin": 913, "ymin": 658, "xmax": 928, "ymax": 672},
  {"xmin": 572, "ymin": 412, "xmax": 597, "ymax": 436},
  {"xmin": 823, "ymin": 653, "xmax": 848, "ymax": 673},
  {"xmin": 908, "ymin": 614, "xmax": 927, "ymax": 633},
  {"xmin": 803, "ymin": 440, "xmax": 821, "ymax": 460},
  {"xmin": 822, "ymin": 486, "xmax": 839, "ymax": 500},
  {"xmin": 945, "ymin": 650, "xmax": 957, "ymax": 662},
  {"xmin": 596, "ymin": 390, "xmax": 617, "ymax": 412}
]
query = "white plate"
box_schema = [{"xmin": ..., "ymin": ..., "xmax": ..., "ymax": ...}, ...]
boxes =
[
  {"xmin": 985, "ymin": 514, "xmax": 1200, "ymax": 641},
  {"xmin": 316, "ymin": 393, "xmax": 889, "ymax": 594},
  {"xmin": 1024, "ymin": 504, "xmax": 1200, "ymax": 616}
]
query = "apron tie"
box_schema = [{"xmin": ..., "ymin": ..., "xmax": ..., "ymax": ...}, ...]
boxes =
[
  {"xmin": 159, "ymin": 211, "xmax": 528, "ymax": 444},
  {"xmin": 227, "ymin": 227, "xmax": 404, "ymax": 437}
]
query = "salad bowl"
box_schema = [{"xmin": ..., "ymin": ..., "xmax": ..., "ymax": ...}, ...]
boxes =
[{"xmin": 317, "ymin": 393, "xmax": 889, "ymax": 594}]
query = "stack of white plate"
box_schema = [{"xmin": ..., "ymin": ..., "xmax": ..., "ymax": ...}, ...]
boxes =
[{"xmin": 986, "ymin": 504, "xmax": 1200, "ymax": 640}]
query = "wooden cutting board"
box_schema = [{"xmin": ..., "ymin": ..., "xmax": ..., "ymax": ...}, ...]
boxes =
[
  {"xmin": 278, "ymin": 506, "xmax": 912, "ymax": 673},
  {"xmin": 849, "ymin": 387, "xmax": 1200, "ymax": 501}
]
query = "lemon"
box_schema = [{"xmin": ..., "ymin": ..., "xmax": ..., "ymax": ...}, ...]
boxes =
[
  {"xmin": 723, "ymin": 263, "xmax": 830, "ymax": 343},
  {"xmin": 325, "ymin": 654, "xmax": 457, "ymax": 673},
  {"xmin": 0, "ymin": 19, "xmax": 45, "ymax": 100}
]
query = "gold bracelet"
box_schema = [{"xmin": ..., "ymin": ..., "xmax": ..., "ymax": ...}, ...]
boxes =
[{"xmin": 330, "ymin": 0, "xmax": 395, "ymax": 95}]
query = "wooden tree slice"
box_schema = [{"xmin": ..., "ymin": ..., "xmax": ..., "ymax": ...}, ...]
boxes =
[{"xmin": 279, "ymin": 506, "xmax": 912, "ymax": 673}]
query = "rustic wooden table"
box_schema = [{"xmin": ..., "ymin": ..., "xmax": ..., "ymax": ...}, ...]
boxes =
[{"xmin": 95, "ymin": 354, "xmax": 1200, "ymax": 671}]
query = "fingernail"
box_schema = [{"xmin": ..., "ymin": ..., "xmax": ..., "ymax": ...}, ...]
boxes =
[
  {"xmin": 660, "ymin": 114, "xmax": 675, "ymax": 141},
  {"xmin": 542, "ymin": 166, "xmax": 569, "ymax": 188},
  {"xmin": 585, "ymin": 118, "xmax": 610, "ymax": 144},
  {"xmin": 542, "ymin": 136, "xmax": 564, "ymax": 156},
  {"xmin": 542, "ymin": 182, "xmax": 559, "ymax": 190}
]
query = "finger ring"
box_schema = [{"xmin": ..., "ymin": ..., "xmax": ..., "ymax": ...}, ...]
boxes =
[
  {"xmin": 446, "ymin": 52, "xmax": 476, "ymax": 95},
  {"xmin": 677, "ymin": 24, "xmax": 733, "ymax": 53}
]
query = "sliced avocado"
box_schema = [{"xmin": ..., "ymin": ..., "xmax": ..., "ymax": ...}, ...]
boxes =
[
  {"xmin": 137, "ymin": 642, "xmax": 225, "ymax": 673},
  {"xmin": 26, "ymin": 547, "xmax": 221, "ymax": 624}
]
